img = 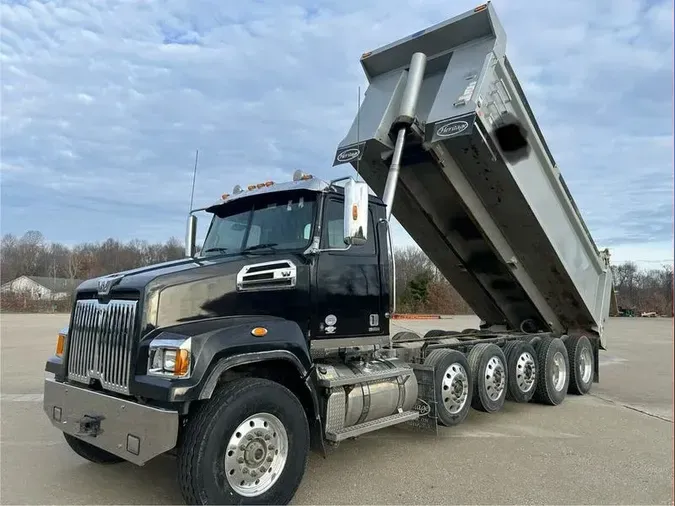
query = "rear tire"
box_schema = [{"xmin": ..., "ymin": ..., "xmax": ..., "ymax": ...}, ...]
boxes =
[
  {"xmin": 565, "ymin": 335, "xmax": 594, "ymax": 395},
  {"xmin": 533, "ymin": 337, "xmax": 569, "ymax": 406},
  {"xmin": 503, "ymin": 340, "xmax": 537, "ymax": 403},
  {"xmin": 178, "ymin": 377, "xmax": 310, "ymax": 505},
  {"xmin": 63, "ymin": 433, "xmax": 124, "ymax": 464},
  {"xmin": 467, "ymin": 343, "xmax": 508, "ymax": 413},
  {"xmin": 424, "ymin": 349, "xmax": 472, "ymax": 426}
]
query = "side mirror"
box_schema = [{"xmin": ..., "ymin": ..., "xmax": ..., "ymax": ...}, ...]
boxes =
[
  {"xmin": 343, "ymin": 178, "xmax": 369, "ymax": 246},
  {"xmin": 185, "ymin": 214, "xmax": 197, "ymax": 257}
]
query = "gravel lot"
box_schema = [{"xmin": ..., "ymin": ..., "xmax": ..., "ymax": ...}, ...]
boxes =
[{"xmin": 1, "ymin": 313, "xmax": 672, "ymax": 505}]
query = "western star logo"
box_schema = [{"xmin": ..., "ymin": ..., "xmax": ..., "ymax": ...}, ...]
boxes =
[{"xmin": 97, "ymin": 275, "xmax": 123, "ymax": 296}]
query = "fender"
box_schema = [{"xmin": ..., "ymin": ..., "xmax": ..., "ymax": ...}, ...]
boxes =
[
  {"xmin": 132, "ymin": 315, "xmax": 313, "ymax": 402},
  {"xmin": 197, "ymin": 349, "xmax": 326, "ymax": 457},
  {"xmin": 198, "ymin": 349, "xmax": 308, "ymax": 399}
]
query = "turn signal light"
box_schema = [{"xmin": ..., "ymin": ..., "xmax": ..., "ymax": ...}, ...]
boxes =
[
  {"xmin": 174, "ymin": 349, "xmax": 190, "ymax": 376},
  {"xmin": 352, "ymin": 204, "xmax": 358, "ymax": 220},
  {"xmin": 55, "ymin": 331, "xmax": 66, "ymax": 357}
]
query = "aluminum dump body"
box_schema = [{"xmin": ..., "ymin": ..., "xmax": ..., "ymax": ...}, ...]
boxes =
[{"xmin": 333, "ymin": 2, "xmax": 614, "ymax": 346}]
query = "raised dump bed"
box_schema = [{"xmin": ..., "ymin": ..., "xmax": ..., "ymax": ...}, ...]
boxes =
[{"xmin": 333, "ymin": 2, "xmax": 614, "ymax": 347}]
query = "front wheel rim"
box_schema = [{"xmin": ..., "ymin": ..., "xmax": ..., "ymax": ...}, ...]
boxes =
[
  {"xmin": 552, "ymin": 351, "xmax": 567, "ymax": 391},
  {"xmin": 224, "ymin": 413, "xmax": 289, "ymax": 497}
]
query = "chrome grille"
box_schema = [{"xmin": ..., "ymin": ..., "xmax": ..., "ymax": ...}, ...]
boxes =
[{"xmin": 66, "ymin": 299, "xmax": 138, "ymax": 395}]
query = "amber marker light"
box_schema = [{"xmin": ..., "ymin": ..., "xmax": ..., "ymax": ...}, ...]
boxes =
[
  {"xmin": 174, "ymin": 349, "xmax": 190, "ymax": 376},
  {"xmin": 251, "ymin": 327, "xmax": 268, "ymax": 337},
  {"xmin": 55, "ymin": 330, "xmax": 66, "ymax": 357}
]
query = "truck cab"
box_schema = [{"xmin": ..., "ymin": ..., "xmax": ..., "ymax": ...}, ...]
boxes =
[{"xmin": 187, "ymin": 172, "xmax": 393, "ymax": 340}]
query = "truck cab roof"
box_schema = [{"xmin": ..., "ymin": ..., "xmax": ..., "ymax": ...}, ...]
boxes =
[{"xmin": 204, "ymin": 174, "xmax": 385, "ymax": 214}]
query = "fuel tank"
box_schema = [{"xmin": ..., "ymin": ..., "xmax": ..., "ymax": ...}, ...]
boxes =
[{"xmin": 319, "ymin": 357, "xmax": 418, "ymax": 427}]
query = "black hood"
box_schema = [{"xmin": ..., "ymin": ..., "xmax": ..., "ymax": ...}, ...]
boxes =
[
  {"xmin": 76, "ymin": 257, "xmax": 202, "ymax": 295},
  {"xmin": 76, "ymin": 252, "xmax": 312, "ymax": 335}
]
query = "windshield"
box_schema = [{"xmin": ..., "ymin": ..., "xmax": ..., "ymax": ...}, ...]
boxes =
[{"xmin": 201, "ymin": 191, "xmax": 317, "ymax": 256}]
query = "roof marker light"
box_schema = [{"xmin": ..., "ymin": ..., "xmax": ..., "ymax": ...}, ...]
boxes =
[{"xmin": 293, "ymin": 170, "xmax": 313, "ymax": 181}]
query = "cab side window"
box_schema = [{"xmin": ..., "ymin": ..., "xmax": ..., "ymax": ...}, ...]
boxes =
[{"xmin": 322, "ymin": 197, "xmax": 376, "ymax": 255}]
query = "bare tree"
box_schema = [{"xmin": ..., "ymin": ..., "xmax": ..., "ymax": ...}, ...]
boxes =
[{"xmin": 0, "ymin": 231, "xmax": 672, "ymax": 316}]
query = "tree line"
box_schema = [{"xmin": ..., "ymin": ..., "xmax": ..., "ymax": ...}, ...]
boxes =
[{"xmin": 1, "ymin": 231, "xmax": 672, "ymax": 316}]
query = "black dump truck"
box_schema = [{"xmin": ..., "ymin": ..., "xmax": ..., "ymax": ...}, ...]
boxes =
[{"xmin": 43, "ymin": 3, "xmax": 615, "ymax": 504}]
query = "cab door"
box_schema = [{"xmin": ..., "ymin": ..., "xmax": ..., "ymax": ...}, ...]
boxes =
[{"xmin": 312, "ymin": 195, "xmax": 383, "ymax": 339}]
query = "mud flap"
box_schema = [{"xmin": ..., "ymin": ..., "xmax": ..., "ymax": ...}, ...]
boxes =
[{"xmin": 400, "ymin": 364, "xmax": 439, "ymax": 435}]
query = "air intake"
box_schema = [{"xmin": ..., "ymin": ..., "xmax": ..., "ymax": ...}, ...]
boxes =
[{"xmin": 236, "ymin": 260, "xmax": 297, "ymax": 292}]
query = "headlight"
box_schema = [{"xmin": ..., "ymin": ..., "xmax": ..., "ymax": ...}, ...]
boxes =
[
  {"xmin": 55, "ymin": 326, "xmax": 68, "ymax": 358},
  {"xmin": 147, "ymin": 336, "xmax": 192, "ymax": 378}
]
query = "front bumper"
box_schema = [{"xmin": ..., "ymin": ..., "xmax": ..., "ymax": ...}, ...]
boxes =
[{"xmin": 43, "ymin": 377, "xmax": 179, "ymax": 465}]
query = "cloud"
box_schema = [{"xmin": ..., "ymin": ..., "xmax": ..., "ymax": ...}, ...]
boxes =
[{"xmin": 0, "ymin": 0, "xmax": 672, "ymax": 269}]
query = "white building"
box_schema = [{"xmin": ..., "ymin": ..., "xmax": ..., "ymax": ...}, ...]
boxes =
[{"xmin": 0, "ymin": 276, "xmax": 83, "ymax": 300}]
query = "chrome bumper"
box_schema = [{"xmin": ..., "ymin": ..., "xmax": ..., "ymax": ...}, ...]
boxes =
[{"xmin": 43, "ymin": 377, "xmax": 179, "ymax": 465}]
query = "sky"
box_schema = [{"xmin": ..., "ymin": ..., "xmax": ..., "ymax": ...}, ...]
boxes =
[{"xmin": 1, "ymin": 0, "xmax": 673, "ymax": 270}]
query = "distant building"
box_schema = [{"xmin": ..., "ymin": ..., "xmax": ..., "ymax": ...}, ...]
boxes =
[{"xmin": 0, "ymin": 276, "xmax": 82, "ymax": 300}]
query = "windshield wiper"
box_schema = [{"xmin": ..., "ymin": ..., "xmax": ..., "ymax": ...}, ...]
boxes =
[
  {"xmin": 241, "ymin": 243, "xmax": 278, "ymax": 253},
  {"xmin": 202, "ymin": 247, "xmax": 229, "ymax": 254}
]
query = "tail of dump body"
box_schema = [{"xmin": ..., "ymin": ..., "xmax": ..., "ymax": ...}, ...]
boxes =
[{"xmin": 333, "ymin": 2, "xmax": 614, "ymax": 348}]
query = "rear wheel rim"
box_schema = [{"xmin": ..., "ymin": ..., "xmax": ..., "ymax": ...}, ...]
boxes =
[
  {"xmin": 441, "ymin": 362, "xmax": 469, "ymax": 414},
  {"xmin": 484, "ymin": 355, "xmax": 505, "ymax": 401},
  {"xmin": 552, "ymin": 351, "xmax": 567, "ymax": 391},
  {"xmin": 224, "ymin": 413, "xmax": 289, "ymax": 497},
  {"xmin": 579, "ymin": 347, "xmax": 592, "ymax": 383},
  {"xmin": 516, "ymin": 351, "xmax": 536, "ymax": 393}
]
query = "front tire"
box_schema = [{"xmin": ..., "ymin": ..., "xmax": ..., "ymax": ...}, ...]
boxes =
[{"xmin": 178, "ymin": 377, "xmax": 310, "ymax": 505}]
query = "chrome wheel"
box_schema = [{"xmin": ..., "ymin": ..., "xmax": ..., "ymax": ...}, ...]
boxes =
[
  {"xmin": 441, "ymin": 362, "xmax": 469, "ymax": 414},
  {"xmin": 579, "ymin": 347, "xmax": 592, "ymax": 384},
  {"xmin": 552, "ymin": 351, "xmax": 567, "ymax": 392},
  {"xmin": 224, "ymin": 413, "xmax": 288, "ymax": 497},
  {"xmin": 516, "ymin": 351, "xmax": 536, "ymax": 393},
  {"xmin": 484, "ymin": 356, "xmax": 506, "ymax": 401}
]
